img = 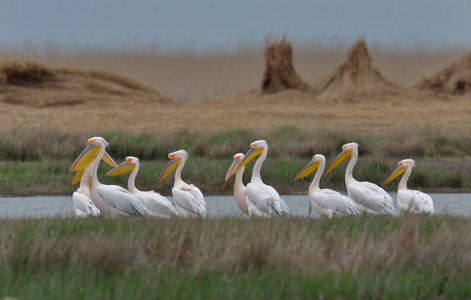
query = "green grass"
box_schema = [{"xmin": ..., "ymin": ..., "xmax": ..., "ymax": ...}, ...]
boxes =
[
  {"xmin": 0, "ymin": 126, "xmax": 470, "ymax": 196},
  {"xmin": 0, "ymin": 156, "xmax": 468, "ymax": 196},
  {"xmin": 0, "ymin": 216, "xmax": 471, "ymax": 299}
]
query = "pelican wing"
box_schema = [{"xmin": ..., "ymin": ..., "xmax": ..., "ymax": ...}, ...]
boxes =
[
  {"xmin": 135, "ymin": 191, "xmax": 179, "ymax": 218},
  {"xmin": 348, "ymin": 181, "xmax": 395, "ymax": 215},
  {"xmin": 172, "ymin": 184, "xmax": 207, "ymax": 217},
  {"xmin": 399, "ymin": 189, "xmax": 434, "ymax": 214},
  {"xmin": 97, "ymin": 185, "xmax": 148, "ymax": 217},
  {"xmin": 314, "ymin": 189, "xmax": 359, "ymax": 215},
  {"xmin": 245, "ymin": 183, "xmax": 290, "ymax": 216},
  {"xmin": 72, "ymin": 191, "xmax": 100, "ymax": 217},
  {"xmin": 414, "ymin": 191, "xmax": 434, "ymax": 214}
]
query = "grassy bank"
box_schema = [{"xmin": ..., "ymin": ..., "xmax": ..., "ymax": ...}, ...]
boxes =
[
  {"xmin": 0, "ymin": 216, "xmax": 470, "ymax": 299},
  {"xmin": 0, "ymin": 126, "xmax": 470, "ymax": 196}
]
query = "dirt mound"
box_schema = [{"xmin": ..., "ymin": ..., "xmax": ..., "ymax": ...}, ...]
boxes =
[
  {"xmin": 0, "ymin": 59, "xmax": 172, "ymax": 107},
  {"xmin": 415, "ymin": 51, "xmax": 471, "ymax": 95},
  {"xmin": 261, "ymin": 36, "xmax": 312, "ymax": 94},
  {"xmin": 319, "ymin": 39, "xmax": 401, "ymax": 102}
]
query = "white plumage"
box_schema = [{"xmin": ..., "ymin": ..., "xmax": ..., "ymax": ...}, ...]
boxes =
[
  {"xmin": 383, "ymin": 159, "xmax": 434, "ymax": 214},
  {"xmin": 326, "ymin": 142, "xmax": 396, "ymax": 215},
  {"xmin": 70, "ymin": 137, "xmax": 148, "ymax": 218},
  {"xmin": 296, "ymin": 154, "xmax": 359, "ymax": 218},
  {"xmin": 158, "ymin": 150, "xmax": 207, "ymax": 218},
  {"xmin": 71, "ymin": 166, "xmax": 100, "ymax": 217},
  {"xmin": 107, "ymin": 156, "xmax": 178, "ymax": 218},
  {"xmin": 225, "ymin": 153, "xmax": 249, "ymax": 216},
  {"xmin": 236, "ymin": 140, "xmax": 289, "ymax": 217}
]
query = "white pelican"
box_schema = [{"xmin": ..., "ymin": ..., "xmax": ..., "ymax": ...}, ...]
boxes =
[
  {"xmin": 295, "ymin": 154, "xmax": 359, "ymax": 218},
  {"xmin": 382, "ymin": 159, "xmax": 434, "ymax": 214},
  {"xmin": 157, "ymin": 150, "xmax": 206, "ymax": 218},
  {"xmin": 325, "ymin": 142, "xmax": 395, "ymax": 215},
  {"xmin": 225, "ymin": 153, "xmax": 249, "ymax": 215},
  {"xmin": 70, "ymin": 166, "xmax": 100, "ymax": 218},
  {"xmin": 69, "ymin": 137, "xmax": 148, "ymax": 218},
  {"xmin": 106, "ymin": 156, "xmax": 179, "ymax": 218},
  {"xmin": 234, "ymin": 140, "xmax": 289, "ymax": 217}
]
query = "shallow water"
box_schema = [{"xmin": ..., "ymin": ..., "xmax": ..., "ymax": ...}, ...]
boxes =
[{"xmin": 0, "ymin": 193, "xmax": 470, "ymax": 219}]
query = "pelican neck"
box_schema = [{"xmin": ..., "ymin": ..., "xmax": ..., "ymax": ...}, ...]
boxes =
[
  {"xmin": 251, "ymin": 147, "xmax": 267, "ymax": 184},
  {"xmin": 398, "ymin": 166, "xmax": 412, "ymax": 190},
  {"xmin": 345, "ymin": 149, "xmax": 358, "ymax": 186},
  {"xmin": 174, "ymin": 158, "xmax": 186, "ymax": 187},
  {"xmin": 90, "ymin": 146, "xmax": 105, "ymax": 187},
  {"xmin": 309, "ymin": 158, "xmax": 325, "ymax": 192},
  {"xmin": 127, "ymin": 163, "xmax": 140, "ymax": 193}
]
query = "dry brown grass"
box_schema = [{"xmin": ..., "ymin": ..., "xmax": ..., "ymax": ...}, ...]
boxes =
[
  {"xmin": 319, "ymin": 38, "xmax": 403, "ymax": 102},
  {"xmin": 415, "ymin": 50, "xmax": 471, "ymax": 95},
  {"xmin": 0, "ymin": 45, "xmax": 469, "ymax": 136},
  {"xmin": 261, "ymin": 36, "xmax": 312, "ymax": 94},
  {"xmin": 0, "ymin": 58, "xmax": 172, "ymax": 108}
]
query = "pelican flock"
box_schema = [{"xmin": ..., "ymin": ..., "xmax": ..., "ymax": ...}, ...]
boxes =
[{"xmin": 67, "ymin": 137, "xmax": 435, "ymax": 219}]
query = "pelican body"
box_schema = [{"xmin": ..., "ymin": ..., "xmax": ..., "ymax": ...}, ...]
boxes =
[
  {"xmin": 225, "ymin": 153, "xmax": 249, "ymax": 216},
  {"xmin": 326, "ymin": 142, "xmax": 395, "ymax": 215},
  {"xmin": 234, "ymin": 140, "xmax": 289, "ymax": 217},
  {"xmin": 71, "ymin": 166, "xmax": 100, "ymax": 218},
  {"xmin": 157, "ymin": 150, "xmax": 206, "ymax": 218},
  {"xmin": 383, "ymin": 159, "xmax": 434, "ymax": 214},
  {"xmin": 69, "ymin": 137, "xmax": 148, "ymax": 218},
  {"xmin": 107, "ymin": 156, "xmax": 178, "ymax": 218},
  {"xmin": 295, "ymin": 154, "xmax": 359, "ymax": 218}
]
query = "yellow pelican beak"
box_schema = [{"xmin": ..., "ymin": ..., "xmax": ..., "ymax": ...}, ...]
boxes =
[
  {"xmin": 235, "ymin": 147, "xmax": 263, "ymax": 172},
  {"xmin": 69, "ymin": 169, "xmax": 85, "ymax": 185},
  {"xmin": 325, "ymin": 150, "xmax": 352, "ymax": 175},
  {"xmin": 106, "ymin": 160, "xmax": 136, "ymax": 177},
  {"xmin": 295, "ymin": 160, "xmax": 320, "ymax": 180},
  {"xmin": 157, "ymin": 159, "xmax": 180, "ymax": 184},
  {"xmin": 382, "ymin": 165, "xmax": 406, "ymax": 186},
  {"xmin": 225, "ymin": 158, "xmax": 241, "ymax": 182},
  {"xmin": 69, "ymin": 143, "xmax": 118, "ymax": 173}
]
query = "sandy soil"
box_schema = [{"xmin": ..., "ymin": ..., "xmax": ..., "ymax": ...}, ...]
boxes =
[{"xmin": 0, "ymin": 89, "xmax": 469, "ymax": 137}]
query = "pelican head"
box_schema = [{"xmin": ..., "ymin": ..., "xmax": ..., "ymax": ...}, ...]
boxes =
[
  {"xmin": 382, "ymin": 158, "xmax": 415, "ymax": 186},
  {"xmin": 69, "ymin": 137, "xmax": 117, "ymax": 173},
  {"xmin": 325, "ymin": 142, "xmax": 359, "ymax": 174},
  {"xmin": 157, "ymin": 150, "xmax": 188, "ymax": 183},
  {"xmin": 235, "ymin": 140, "xmax": 267, "ymax": 172},
  {"xmin": 295, "ymin": 154, "xmax": 325, "ymax": 180},
  {"xmin": 106, "ymin": 156, "xmax": 140, "ymax": 177},
  {"xmin": 225, "ymin": 153, "xmax": 245, "ymax": 182}
]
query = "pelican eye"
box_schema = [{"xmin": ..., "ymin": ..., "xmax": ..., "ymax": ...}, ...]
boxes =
[
  {"xmin": 399, "ymin": 162, "xmax": 403, "ymax": 167},
  {"xmin": 126, "ymin": 158, "xmax": 133, "ymax": 163}
]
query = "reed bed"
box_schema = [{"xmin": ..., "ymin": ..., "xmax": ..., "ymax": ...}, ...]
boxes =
[{"xmin": 0, "ymin": 216, "xmax": 470, "ymax": 299}]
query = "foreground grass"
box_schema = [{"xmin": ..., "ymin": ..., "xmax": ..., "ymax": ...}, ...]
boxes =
[
  {"xmin": 0, "ymin": 216, "xmax": 470, "ymax": 299},
  {"xmin": 0, "ymin": 126, "xmax": 470, "ymax": 196}
]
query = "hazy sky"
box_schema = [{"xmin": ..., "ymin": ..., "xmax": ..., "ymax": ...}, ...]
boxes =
[{"xmin": 1, "ymin": 0, "xmax": 470, "ymax": 51}]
